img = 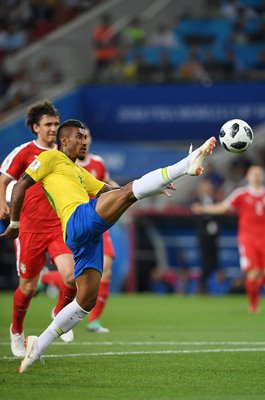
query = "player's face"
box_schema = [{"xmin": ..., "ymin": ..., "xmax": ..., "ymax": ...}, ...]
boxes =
[
  {"xmin": 246, "ymin": 166, "xmax": 264, "ymax": 187},
  {"xmin": 33, "ymin": 115, "xmax": 60, "ymax": 147},
  {"xmin": 77, "ymin": 128, "xmax": 91, "ymax": 161},
  {"xmin": 64, "ymin": 127, "xmax": 89, "ymax": 161}
]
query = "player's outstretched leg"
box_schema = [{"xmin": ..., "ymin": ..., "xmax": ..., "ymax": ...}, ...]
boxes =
[{"xmin": 132, "ymin": 136, "xmax": 216, "ymax": 201}]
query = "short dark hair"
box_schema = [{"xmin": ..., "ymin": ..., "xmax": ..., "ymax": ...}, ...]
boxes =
[
  {"xmin": 26, "ymin": 99, "xmax": 59, "ymax": 135},
  {"xmin": 57, "ymin": 119, "xmax": 86, "ymax": 149}
]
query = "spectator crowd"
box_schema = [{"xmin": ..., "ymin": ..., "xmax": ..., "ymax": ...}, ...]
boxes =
[
  {"xmin": 91, "ymin": 1, "xmax": 265, "ymax": 84},
  {"xmin": 0, "ymin": 0, "xmax": 101, "ymax": 116},
  {"xmin": 1, "ymin": 0, "xmax": 265, "ymax": 116}
]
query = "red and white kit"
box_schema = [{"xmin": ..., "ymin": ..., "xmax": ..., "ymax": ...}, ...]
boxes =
[
  {"xmin": 0, "ymin": 141, "xmax": 71, "ymax": 278},
  {"xmin": 77, "ymin": 153, "xmax": 115, "ymax": 258},
  {"xmin": 224, "ymin": 186, "xmax": 265, "ymax": 272}
]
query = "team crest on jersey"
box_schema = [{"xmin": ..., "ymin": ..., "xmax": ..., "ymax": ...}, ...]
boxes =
[
  {"xmin": 19, "ymin": 263, "xmax": 26, "ymax": 274},
  {"xmin": 29, "ymin": 159, "xmax": 41, "ymax": 171}
]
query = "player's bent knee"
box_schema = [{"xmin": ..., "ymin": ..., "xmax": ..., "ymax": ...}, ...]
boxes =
[
  {"xmin": 21, "ymin": 286, "xmax": 36, "ymax": 298},
  {"xmin": 20, "ymin": 279, "xmax": 39, "ymax": 297},
  {"xmin": 63, "ymin": 273, "xmax": 75, "ymax": 287}
]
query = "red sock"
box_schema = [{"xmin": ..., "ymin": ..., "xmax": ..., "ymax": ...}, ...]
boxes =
[
  {"xmin": 12, "ymin": 287, "xmax": 33, "ymax": 334},
  {"xmin": 89, "ymin": 281, "xmax": 110, "ymax": 322},
  {"xmin": 53, "ymin": 283, "xmax": 77, "ymax": 315},
  {"xmin": 41, "ymin": 271, "xmax": 62, "ymax": 289},
  {"xmin": 245, "ymin": 278, "xmax": 260, "ymax": 312}
]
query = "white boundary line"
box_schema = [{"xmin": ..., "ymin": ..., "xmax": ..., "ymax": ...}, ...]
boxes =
[
  {"xmin": 1, "ymin": 341, "xmax": 265, "ymax": 346},
  {"xmin": 2, "ymin": 348, "xmax": 265, "ymax": 361}
]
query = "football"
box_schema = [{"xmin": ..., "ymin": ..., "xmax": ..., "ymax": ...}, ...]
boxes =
[{"xmin": 219, "ymin": 119, "xmax": 254, "ymax": 153}]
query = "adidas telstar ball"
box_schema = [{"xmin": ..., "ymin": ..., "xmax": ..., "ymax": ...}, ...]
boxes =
[{"xmin": 219, "ymin": 119, "xmax": 254, "ymax": 153}]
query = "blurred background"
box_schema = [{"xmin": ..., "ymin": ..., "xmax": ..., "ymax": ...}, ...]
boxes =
[{"xmin": 1, "ymin": 0, "xmax": 265, "ymax": 296}]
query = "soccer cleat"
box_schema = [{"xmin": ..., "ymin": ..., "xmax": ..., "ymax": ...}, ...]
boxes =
[
  {"xmin": 248, "ymin": 304, "xmax": 260, "ymax": 314},
  {"xmin": 19, "ymin": 336, "xmax": 40, "ymax": 373},
  {"xmin": 51, "ymin": 308, "xmax": 74, "ymax": 343},
  {"xmin": 187, "ymin": 136, "xmax": 216, "ymax": 176},
  {"xmin": 10, "ymin": 324, "xmax": 26, "ymax": 358},
  {"xmin": 87, "ymin": 320, "xmax": 109, "ymax": 333}
]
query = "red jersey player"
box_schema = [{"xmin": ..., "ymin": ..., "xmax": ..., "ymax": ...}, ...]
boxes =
[
  {"xmin": 39, "ymin": 126, "xmax": 117, "ymax": 333},
  {"xmin": 0, "ymin": 100, "xmax": 76, "ymax": 357},
  {"xmin": 192, "ymin": 165, "xmax": 265, "ymax": 313}
]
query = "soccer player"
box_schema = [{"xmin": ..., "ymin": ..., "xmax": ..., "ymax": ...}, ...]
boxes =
[
  {"xmin": 192, "ymin": 165, "xmax": 265, "ymax": 313},
  {"xmin": 1, "ymin": 119, "xmax": 216, "ymax": 372},
  {"xmin": 39, "ymin": 126, "xmax": 116, "ymax": 333},
  {"xmin": 0, "ymin": 101, "xmax": 77, "ymax": 358},
  {"xmin": 77, "ymin": 128, "xmax": 117, "ymax": 333}
]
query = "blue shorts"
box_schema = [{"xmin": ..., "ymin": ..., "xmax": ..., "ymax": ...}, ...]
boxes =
[{"xmin": 66, "ymin": 198, "xmax": 112, "ymax": 278}]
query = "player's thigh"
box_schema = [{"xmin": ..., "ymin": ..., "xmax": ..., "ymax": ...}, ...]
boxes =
[
  {"xmin": 19, "ymin": 275, "xmax": 40, "ymax": 294},
  {"xmin": 96, "ymin": 183, "xmax": 137, "ymax": 225},
  {"xmin": 47, "ymin": 230, "xmax": 72, "ymax": 261},
  {"xmin": 15, "ymin": 233, "xmax": 47, "ymax": 278}
]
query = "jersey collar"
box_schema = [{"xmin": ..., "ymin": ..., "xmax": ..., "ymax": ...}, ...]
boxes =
[{"xmin": 33, "ymin": 140, "xmax": 57, "ymax": 151}]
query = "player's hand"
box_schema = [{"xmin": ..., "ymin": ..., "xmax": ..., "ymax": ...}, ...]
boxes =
[
  {"xmin": 0, "ymin": 203, "xmax": 10, "ymax": 220},
  {"xmin": 161, "ymin": 183, "xmax": 176, "ymax": 197},
  {"xmin": 191, "ymin": 202, "xmax": 204, "ymax": 214},
  {"xmin": 0, "ymin": 225, "xmax": 19, "ymax": 239}
]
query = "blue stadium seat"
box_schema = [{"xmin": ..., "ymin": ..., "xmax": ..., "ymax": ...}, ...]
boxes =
[
  {"xmin": 126, "ymin": 46, "xmax": 188, "ymax": 67},
  {"xmin": 233, "ymin": 43, "xmax": 265, "ymax": 68},
  {"xmin": 240, "ymin": 0, "xmax": 263, "ymax": 7},
  {"xmin": 176, "ymin": 19, "xmax": 233, "ymax": 46}
]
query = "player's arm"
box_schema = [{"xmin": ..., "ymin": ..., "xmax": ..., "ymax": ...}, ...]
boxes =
[
  {"xmin": 0, "ymin": 174, "xmax": 13, "ymax": 220},
  {"xmin": 191, "ymin": 201, "xmax": 230, "ymax": 215},
  {"xmin": 97, "ymin": 183, "xmax": 121, "ymax": 195},
  {"xmin": 82, "ymin": 168, "xmax": 120, "ymax": 196},
  {"xmin": 105, "ymin": 177, "xmax": 119, "ymax": 187},
  {"xmin": 100, "ymin": 159, "xmax": 119, "ymax": 188},
  {"xmin": 0, "ymin": 173, "xmax": 36, "ymax": 239}
]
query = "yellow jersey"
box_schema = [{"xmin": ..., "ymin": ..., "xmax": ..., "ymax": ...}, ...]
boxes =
[{"xmin": 25, "ymin": 149, "xmax": 105, "ymax": 237}]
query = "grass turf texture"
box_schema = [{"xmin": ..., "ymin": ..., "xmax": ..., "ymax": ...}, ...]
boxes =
[{"xmin": 1, "ymin": 292, "xmax": 265, "ymax": 399}]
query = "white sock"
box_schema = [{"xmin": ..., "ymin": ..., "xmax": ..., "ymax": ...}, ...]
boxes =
[
  {"xmin": 37, "ymin": 299, "xmax": 88, "ymax": 354},
  {"xmin": 166, "ymin": 156, "xmax": 189, "ymax": 181},
  {"xmin": 132, "ymin": 156, "xmax": 189, "ymax": 200}
]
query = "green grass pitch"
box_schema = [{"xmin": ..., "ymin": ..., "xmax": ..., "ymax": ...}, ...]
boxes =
[{"xmin": 1, "ymin": 292, "xmax": 265, "ymax": 400}]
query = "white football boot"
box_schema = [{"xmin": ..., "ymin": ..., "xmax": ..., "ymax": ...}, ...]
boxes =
[
  {"xmin": 10, "ymin": 324, "xmax": 26, "ymax": 358},
  {"xmin": 187, "ymin": 136, "xmax": 216, "ymax": 176},
  {"xmin": 19, "ymin": 336, "xmax": 40, "ymax": 373}
]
